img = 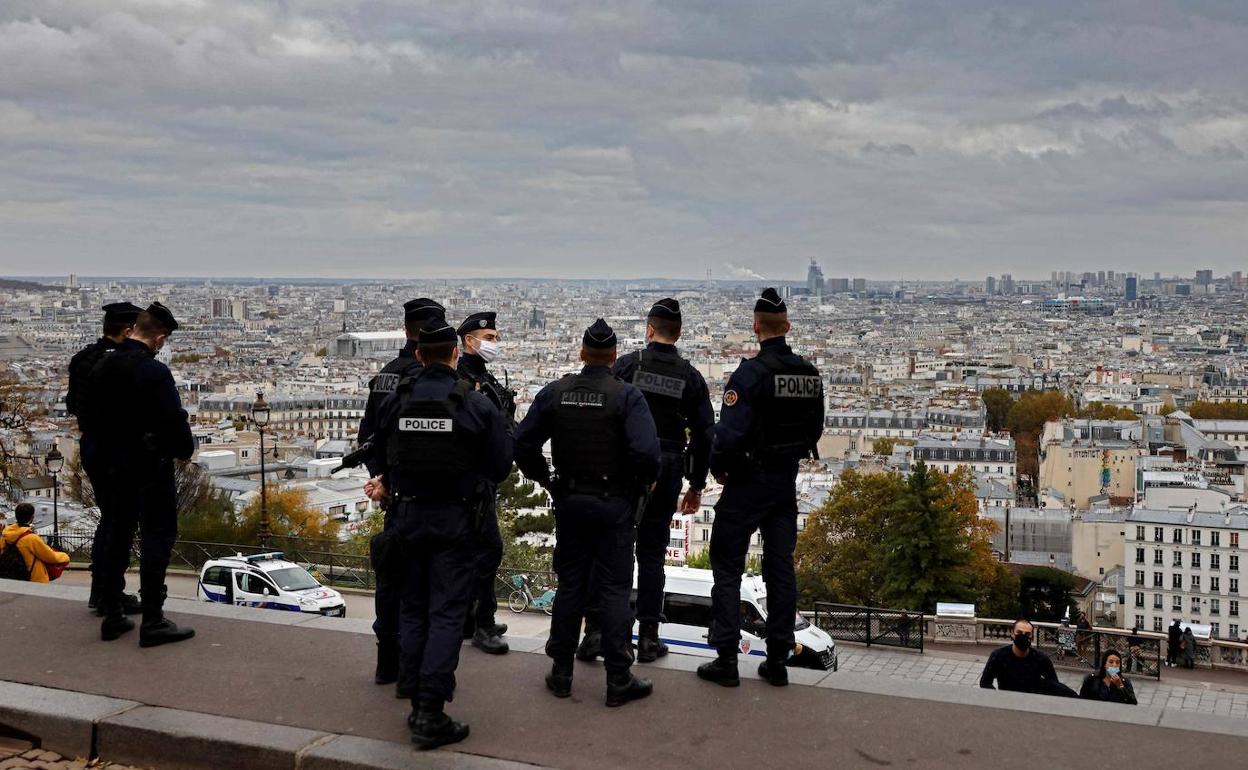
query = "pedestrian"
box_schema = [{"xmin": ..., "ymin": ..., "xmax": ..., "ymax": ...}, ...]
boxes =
[
  {"xmin": 365, "ymin": 318, "xmax": 513, "ymax": 749},
  {"xmin": 697, "ymin": 289, "xmax": 824, "ymax": 689},
  {"xmin": 1166, "ymin": 619, "xmax": 1182, "ymax": 667},
  {"xmin": 357, "ymin": 298, "xmax": 446, "ymax": 695},
  {"xmin": 1182, "ymin": 626, "xmax": 1197, "ymax": 669},
  {"xmin": 1079, "ymin": 650, "xmax": 1138, "ymax": 705},
  {"xmin": 0, "ymin": 503, "xmax": 70, "ymax": 583},
  {"xmin": 979, "ymin": 619, "xmax": 1078, "ymax": 697},
  {"xmin": 65, "ymin": 302, "xmax": 144, "ymax": 613},
  {"xmin": 576, "ymin": 298, "xmax": 715, "ymax": 663},
  {"xmin": 1127, "ymin": 625, "xmax": 1145, "ymax": 674},
  {"xmin": 1075, "ymin": 611, "xmax": 1092, "ymax": 659},
  {"xmin": 456, "ymin": 310, "xmax": 516, "ymax": 656},
  {"xmin": 514, "ymin": 318, "xmax": 661, "ymax": 707},
  {"xmin": 86, "ymin": 303, "xmax": 195, "ymax": 646}
]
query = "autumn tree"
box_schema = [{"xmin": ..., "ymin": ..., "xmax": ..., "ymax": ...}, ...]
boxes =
[
  {"xmin": 237, "ymin": 486, "xmax": 340, "ymax": 543},
  {"xmin": 176, "ymin": 461, "xmax": 241, "ymax": 543},
  {"xmin": 1005, "ymin": 389, "xmax": 1075, "ymax": 484},
  {"xmin": 871, "ymin": 437, "xmax": 896, "ymax": 457},
  {"xmin": 981, "ymin": 388, "xmax": 1014, "ymax": 433},
  {"xmin": 1077, "ymin": 403, "xmax": 1139, "ymax": 420},
  {"xmin": 1187, "ymin": 401, "xmax": 1248, "ymax": 419},
  {"xmin": 64, "ymin": 449, "xmax": 96, "ymax": 508}
]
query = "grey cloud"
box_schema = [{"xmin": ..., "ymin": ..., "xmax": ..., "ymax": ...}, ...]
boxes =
[{"xmin": 861, "ymin": 142, "xmax": 916, "ymax": 157}]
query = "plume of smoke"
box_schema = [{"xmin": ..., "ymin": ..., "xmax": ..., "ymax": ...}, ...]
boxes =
[{"xmin": 723, "ymin": 263, "xmax": 767, "ymax": 281}]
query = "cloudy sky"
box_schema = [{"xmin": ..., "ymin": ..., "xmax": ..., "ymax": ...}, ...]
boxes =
[{"xmin": 2, "ymin": 1, "xmax": 1246, "ymax": 281}]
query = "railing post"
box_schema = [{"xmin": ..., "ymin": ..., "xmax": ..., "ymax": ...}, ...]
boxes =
[{"xmin": 865, "ymin": 607, "xmax": 873, "ymax": 648}]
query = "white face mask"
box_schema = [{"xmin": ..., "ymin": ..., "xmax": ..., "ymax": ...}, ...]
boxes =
[{"xmin": 475, "ymin": 339, "xmax": 501, "ymax": 363}]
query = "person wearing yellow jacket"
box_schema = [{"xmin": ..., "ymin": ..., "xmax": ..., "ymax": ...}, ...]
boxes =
[{"xmin": 2, "ymin": 503, "xmax": 70, "ymax": 583}]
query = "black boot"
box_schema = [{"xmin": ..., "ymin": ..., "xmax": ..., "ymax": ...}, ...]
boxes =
[
  {"xmin": 100, "ymin": 608, "xmax": 135, "ymax": 642},
  {"xmin": 375, "ymin": 639, "xmax": 400, "ymax": 685},
  {"xmin": 605, "ymin": 672, "xmax": 653, "ymax": 707},
  {"xmin": 546, "ymin": 662, "xmax": 573, "ymax": 698},
  {"xmin": 576, "ymin": 630, "xmax": 602, "ymax": 662},
  {"xmin": 409, "ymin": 698, "xmax": 469, "ymax": 751},
  {"xmin": 93, "ymin": 592, "xmax": 141, "ymax": 617},
  {"xmin": 697, "ymin": 652, "xmax": 740, "ymax": 687},
  {"xmin": 139, "ymin": 613, "xmax": 195, "ymax": 648},
  {"xmin": 758, "ymin": 658, "xmax": 789, "ymax": 687},
  {"xmin": 488, "ymin": 622, "xmax": 508, "ymax": 637},
  {"xmin": 472, "ymin": 627, "xmax": 509, "ymax": 655},
  {"xmin": 636, "ymin": 621, "xmax": 669, "ymax": 663}
]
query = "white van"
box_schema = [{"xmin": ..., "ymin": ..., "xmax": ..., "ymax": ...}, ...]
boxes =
[
  {"xmin": 636, "ymin": 566, "xmax": 837, "ymax": 671},
  {"xmin": 197, "ymin": 552, "xmax": 346, "ymax": 617}
]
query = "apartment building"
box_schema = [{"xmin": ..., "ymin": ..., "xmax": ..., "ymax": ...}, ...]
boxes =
[
  {"xmin": 911, "ymin": 435, "xmax": 1016, "ymax": 483},
  {"xmin": 198, "ymin": 391, "xmax": 366, "ymax": 442}
]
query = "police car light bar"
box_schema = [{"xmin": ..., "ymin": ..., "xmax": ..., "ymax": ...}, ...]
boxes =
[{"xmin": 244, "ymin": 552, "xmax": 285, "ymax": 563}]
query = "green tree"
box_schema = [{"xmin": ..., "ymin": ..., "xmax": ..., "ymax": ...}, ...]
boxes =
[
  {"xmin": 982, "ymin": 563, "xmax": 1022, "ymax": 619},
  {"xmin": 1187, "ymin": 401, "xmax": 1248, "ymax": 419},
  {"xmin": 1017, "ymin": 566, "xmax": 1077, "ymax": 622},
  {"xmin": 498, "ymin": 468, "xmax": 548, "ymax": 512},
  {"xmin": 1077, "ymin": 403, "xmax": 1139, "ymax": 420},
  {"xmin": 880, "ymin": 462, "xmax": 977, "ymax": 612},
  {"xmin": 1005, "ymin": 389, "xmax": 1075, "ymax": 483},
  {"xmin": 871, "ymin": 437, "xmax": 896, "ymax": 457},
  {"xmin": 1160, "ymin": 403, "xmax": 1177, "ymax": 416},
  {"xmin": 981, "ymin": 388, "xmax": 1014, "ymax": 433}
]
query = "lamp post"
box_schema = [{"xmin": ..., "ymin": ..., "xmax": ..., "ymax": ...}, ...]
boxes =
[
  {"xmin": 45, "ymin": 446, "xmax": 64, "ymax": 550},
  {"xmin": 252, "ymin": 392, "xmax": 272, "ymax": 549}
]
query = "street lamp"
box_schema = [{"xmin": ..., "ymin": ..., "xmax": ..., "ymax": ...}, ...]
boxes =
[
  {"xmin": 251, "ymin": 392, "xmax": 272, "ymax": 549},
  {"xmin": 45, "ymin": 447, "xmax": 64, "ymax": 549}
]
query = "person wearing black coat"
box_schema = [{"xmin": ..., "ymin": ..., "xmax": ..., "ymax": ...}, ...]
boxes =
[
  {"xmin": 1167, "ymin": 619, "xmax": 1182, "ymax": 667},
  {"xmin": 1079, "ymin": 650, "xmax": 1137, "ymax": 705}
]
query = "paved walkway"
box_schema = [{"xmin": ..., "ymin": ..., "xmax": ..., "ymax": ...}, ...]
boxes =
[{"xmin": 0, "ymin": 738, "xmax": 146, "ymax": 770}]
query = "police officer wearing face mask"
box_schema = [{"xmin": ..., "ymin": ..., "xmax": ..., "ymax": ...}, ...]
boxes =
[
  {"xmin": 697, "ymin": 289, "xmax": 823, "ymax": 689},
  {"xmin": 514, "ymin": 319, "xmax": 661, "ymax": 707},
  {"xmin": 87, "ymin": 302, "xmax": 196, "ymax": 647},
  {"xmin": 365, "ymin": 319, "xmax": 513, "ymax": 750},
  {"xmin": 359, "ymin": 297, "xmax": 447, "ymax": 694},
  {"xmin": 456, "ymin": 311, "xmax": 516, "ymax": 655},
  {"xmin": 576, "ymin": 299, "xmax": 714, "ymax": 663},
  {"xmin": 66, "ymin": 302, "xmax": 144, "ymax": 615}
]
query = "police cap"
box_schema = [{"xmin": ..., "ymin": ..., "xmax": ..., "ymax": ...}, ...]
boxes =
[
  {"xmin": 456, "ymin": 311, "xmax": 496, "ymax": 337},
  {"xmin": 145, "ymin": 302, "xmax": 179, "ymax": 333},
  {"xmin": 101, "ymin": 302, "xmax": 143, "ymax": 324},
  {"xmin": 582, "ymin": 318, "xmax": 617, "ymax": 349},
  {"xmin": 648, "ymin": 298, "xmax": 681, "ymax": 322},
  {"xmin": 754, "ymin": 287, "xmax": 787, "ymax": 314},
  {"xmin": 404, "ymin": 298, "xmax": 446, "ymax": 323},
  {"xmin": 417, "ymin": 319, "xmax": 457, "ymax": 346}
]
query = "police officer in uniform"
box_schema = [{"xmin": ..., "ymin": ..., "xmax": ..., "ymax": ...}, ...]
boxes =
[
  {"xmin": 696, "ymin": 289, "xmax": 823, "ymax": 688},
  {"xmin": 365, "ymin": 319, "xmax": 513, "ymax": 750},
  {"xmin": 357, "ymin": 298, "xmax": 446, "ymax": 692},
  {"xmin": 514, "ymin": 319, "xmax": 661, "ymax": 707},
  {"xmin": 88, "ymin": 303, "xmax": 196, "ymax": 647},
  {"xmin": 66, "ymin": 302, "xmax": 144, "ymax": 614},
  {"xmin": 577, "ymin": 298, "xmax": 714, "ymax": 663},
  {"xmin": 456, "ymin": 311, "xmax": 516, "ymax": 655}
]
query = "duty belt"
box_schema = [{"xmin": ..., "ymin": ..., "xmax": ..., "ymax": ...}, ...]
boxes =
[{"xmin": 558, "ymin": 475, "xmax": 630, "ymax": 498}]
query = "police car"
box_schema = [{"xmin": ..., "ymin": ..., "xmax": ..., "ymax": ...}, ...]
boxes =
[{"xmin": 197, "ymin": 552, "xmax": 346, "ymax": 617}]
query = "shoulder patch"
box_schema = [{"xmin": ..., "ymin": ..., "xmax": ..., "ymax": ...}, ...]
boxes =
[
  {"xmin": 372, "ymin": 373, "xmax": 400, "ymax": 394},
  {"xmin": 723, "ymin": 389, "xmax": 739, "ymax": 407}
]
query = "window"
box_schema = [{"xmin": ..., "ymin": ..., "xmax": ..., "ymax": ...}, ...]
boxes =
[
  {"xmin": 1154, "ymin": 527, "xmax": 1164, "ymax": 543},
  {"xmin": 1212, "ymin": 577, "xmax": 1221, "ymax": 593},
  {"xmin": 1212, "ymin": 622, "xmax": 1221, "ymax": 637},
  {"xmin": 1212, "ymin": 531, "xmax": 1221, "ymax": 547},
  {"xmin": 1172, "ymin": 574, "xmax": 1183, "ymax": 589},
  {"xmin": 1172, "ymin": 595, "xmax": 1183, "ymax": 612},
  {"xmin": 1212, "ymin": 554, "xmax": 1221, "ymax": 570},
  {"xmin": 1153, "ymin": 572, "xmax": 1163, "ymax": 588},
  {"xmin": 236, "ymin": 572, "xmax": 277, "ymax": 596},
  {"xmin": 1154, "ymin": 549, "xmax": 1164, "ymax": 565},
  {"xmin": 1135, "ymin": 547, "xmax": 1145, "ymax": 564},
  {"xmin": 1233, "ymin": 555, "xmax": 1241, "ymax": 572},
  {"xmin": 1154, "ymin": 617, "xmax": 1163, "ymax": 632},
  {"xmin": 1233, "ymin": 533, "xmax": 1241, "ymax": 549},
  {"xmin": 1232, "ymin": 623, "xmax": 1240, "ymax": 638},
  {"xmin": 1192, "ymin": 530, "xmax": 1202, "ymax": 546},
  {"xmin": 1192, "ymin": 597, "xmax": 1202, "ymax": 614},
  {"xmin": 1173, "ymin": 551, "xmax": 1183, "ymax": 568},
  {"xmin": 1136, "ymin": 525, "xmax": 1145, "ymax": 541},
  {"xmin": 1192, "ymin": 575, "xmax": 1202, "ymax": 592},
  {"xmin": 1173, "ymin": 528, "xmax": 1183, "ymax": 544},
  {"xmin": 1212, "ymin": 599, "xmax": 1221, "ymax": 615},
  {"xmin": 1134, "ymin": 614, "xmax": 1144, "ymax": 630},
  {"xmin": 202, "ymin": 567, "xmax": 230, "ymax": 587},
  {"xmin": 1232, "ymin": 578, "xmax": 1240, "ymax": 594},
  {"xmin": 1232, "ymin": 601, "xmax": 1240, "ymax": 618},
  {"xmin": 1135, "ymin": 570, "xmax": 1145, "ymax": 586},
  {"xmin": 1134, "ymin": 592, "xmax": 1144, "ymax": 608},
  {"xmin": 1153, "ymin": 594, "xmax": 1163, "ymax": 609},
  {"xmin": 1192, "ymin": 552, "xmax": 1202, "ymax": 569},
  {"xmin": 739, "ymin": 602, "xmax": 767, "ymax": 637},
  {"xmin": 664, "ymin": 593, "xmax": 713, "ymax": 628}
]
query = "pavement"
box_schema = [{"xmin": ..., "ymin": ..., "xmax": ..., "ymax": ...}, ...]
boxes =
[{"xmin": 3, "ymin": 579, "xmax": 1248, "ymax": 769}]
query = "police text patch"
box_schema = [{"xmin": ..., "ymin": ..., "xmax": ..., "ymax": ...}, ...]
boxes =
[
  {"xmin": 633, "ymin": 370, "xmax": 685, "ymax": 399},
  {"xmin": 560, "ymin": 391, "xmax": 606, "ymax": 408},
  {"xmin": 399, "ymin": 417, "xmax": 453, "ymax": 432},
  {"xmin": 373, "ymin": 373, "xmax": 400, "ymax": 394},
  {"xmin": 773, "ymin": 375, "xmax": 822, "ymax": 399}
]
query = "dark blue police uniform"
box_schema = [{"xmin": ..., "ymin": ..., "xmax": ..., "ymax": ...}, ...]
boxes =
[
  {"xmin": 514, "ymin": 319, "xmax": 660, "ymax": 705},
  {"xmin": 370, "ymin": 350, "xmax": 512, "ymax": 741}
]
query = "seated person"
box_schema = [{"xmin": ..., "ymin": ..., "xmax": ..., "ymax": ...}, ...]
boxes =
[
  {"xmin": 979, "ymin": 618, "xmax": 1077, "ymax": 698},
  {"xmin": 1079, "ymin": 650, "xmax": 1137, "ymax": 705},
  {"xmin": 1, "ymin": 503, "xmax": 70, "ymax": 583}
]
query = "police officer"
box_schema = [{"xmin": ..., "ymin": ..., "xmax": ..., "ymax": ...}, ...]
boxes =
[
  {"xmin": 365, "ymin": 319, "xmax": 512, "ymax": 750},
  {"xmin": 514, "ymin": 319, "xmax": 661, "ymax": 707},
  {"xmin": 358, "ymin": 298, "xmax": 446, "ymax": 692},
  {"xmin": 696, "ymin": 289, "xmax": 823, "ymax": 688},
  {"xmin": 577, "ymin": 298, "xmax": 714, "ymax": 663},
  {"xmin": 456, "ymin": 311, "xmax": 516, "ymax": 655},
  {"xmin": 88, "ymin": 303, "xmax": 196, "ymax": 647},
  {"xmin": 66, "ymin": 302, "xmax": 144, "ymax": 614}
]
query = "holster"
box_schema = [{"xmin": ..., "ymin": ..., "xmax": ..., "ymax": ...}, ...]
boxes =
[{"xmin": 369, "ymin": 528, "xmax": 400, "ymax": 578}]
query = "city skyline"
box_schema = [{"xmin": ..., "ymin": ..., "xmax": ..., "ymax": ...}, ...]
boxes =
[{"xmin": 2, "ymin": 3, "xmax": 1246, "ymax": 279}]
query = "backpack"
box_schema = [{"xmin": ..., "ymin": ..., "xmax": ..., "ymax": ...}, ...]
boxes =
[{"xmin": 0, "ymin": 531, "xmax": 33, "ymax": 581}]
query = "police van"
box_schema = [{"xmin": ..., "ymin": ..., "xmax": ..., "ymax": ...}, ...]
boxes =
[
  {"xmin": 197, "ymin": 552, "xmax": 346, "ymax": 617},
  {"xmin": 637, "ymin": 566, "xmax": 837, "ymax": 671}
]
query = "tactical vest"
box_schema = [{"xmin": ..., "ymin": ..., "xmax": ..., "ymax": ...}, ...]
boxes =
[
  {"xmin": 385, "ymin": 373, "xmax": 474, "ymax": 483},
  {"xmin": 630, "ymin": 349, "xmax": 690, "ymax": 448},
  {"xmin": 751, "ymin": 351, "xmax": 823, "ymax": 461},
  {"xmin": 84, "ymin": 348, "xmax": 151, "ymax": 446},
  {"xmin": 549, "ymin": 374, "xmax": 626, "ymax": 494},
  {"xmin": 69, "ymin": 343, "xmax": 111, "ymax": 429}
]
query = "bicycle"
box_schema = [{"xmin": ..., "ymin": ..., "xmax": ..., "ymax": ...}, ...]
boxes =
[{"xmin": 507, "ymin": 573, "xmax": 556, "ymax": 615}]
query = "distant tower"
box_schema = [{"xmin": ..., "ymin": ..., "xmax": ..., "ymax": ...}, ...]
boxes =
[
  {"xmin": 806, "ymin": 259, "xmax": 825, "ymax": 296},
  {"xmin": 1125, "ymin": 276, "xmax": 1138, "ymax": 302}
]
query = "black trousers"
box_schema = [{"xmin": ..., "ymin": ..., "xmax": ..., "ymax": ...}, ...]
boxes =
[
  {"xmin": 707, "ymin": 469, "xmax": 798, "ymax": 659},
  {"xmin": 393, "ymin": 499, "xmax": 476, "ymax": 704},
  {"xmin": 463, "ymin": 502, "xmax": 504, "ymax": 633},
  {"xmin": 370, "ymin": 512, "xmax": 401, "ymax": 649},
  {"xmin": 81, "ymin": 435, "xmax": 114, "ymax": 598},
  {"xmin": 548, "ymin": 494, "xmax": 636, "ymax": 676},
  {"xmin": 96, "ymin": 459, "xmax": 178, "ymax": 618}
]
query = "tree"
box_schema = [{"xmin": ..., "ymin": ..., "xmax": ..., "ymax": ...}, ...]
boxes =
[
  {"xmin": 981, "ymin": 388, "xmax": 1014, "ymax": 433},
  {"xmin": 1077, "ymin": 403, "xmax": 1139, "ymax": 420},
  {"xmin": 1160, "ymin": 403, "xmax": 1177, "ymax": 416},
  {"xmin": 174, "ymin": 461, "xmax": 242, "ymax": 542},
  {"xmin": 871, "ymin": 437, "xmax": 896, "ymax": 457},
  {"xmin": 1017, "ymin": 566, "xmax": 1077, "ymax": 622},
  {"xmin": 237, "ymin": 487, "xmax": 341, "ymax": 543},
  {"xmin": 1187, "ymin": 401, "xmax": 1248, "ymax": 419},
  {"xmin": 498, "ymin": 468, "xmax": 548, "ymax": 512},
  {"xmin": 982, "ymin": 563, "xmax": 1022, "ymax": 619},
  {"xmin": 64, "ymin": 450, "xmax": 95, "ymax": 508},
  {"xmin": 1005, "ymin": 389, "xmax": 1075, "ymax": 483}
]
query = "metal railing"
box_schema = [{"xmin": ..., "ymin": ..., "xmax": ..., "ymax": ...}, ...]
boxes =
[{"xmin": 812, "ymin": 602, "xmax": 925, "ymax": 652}]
